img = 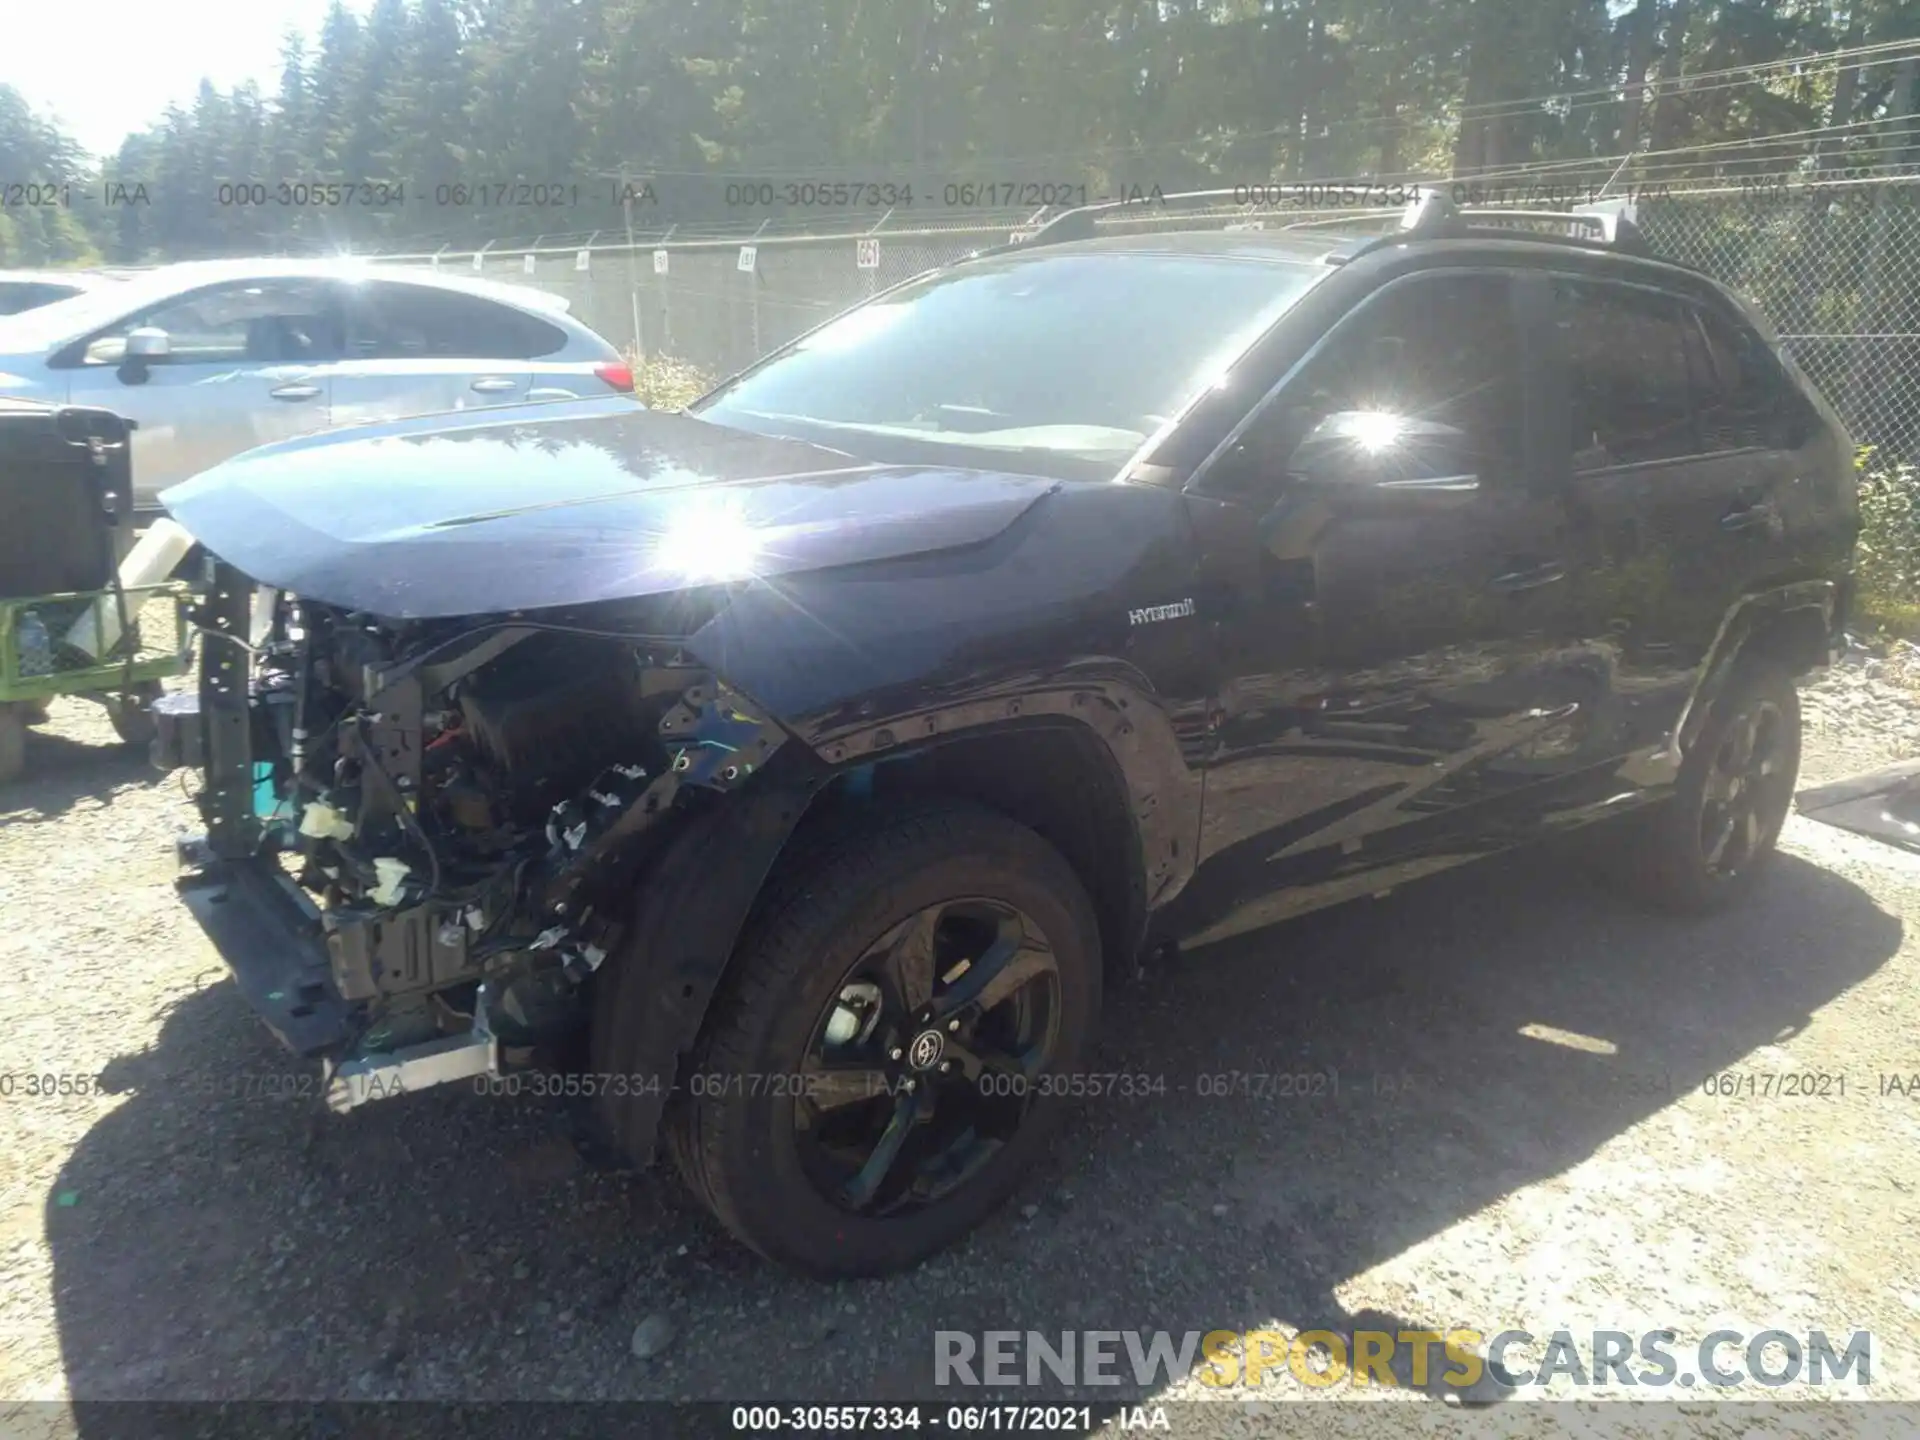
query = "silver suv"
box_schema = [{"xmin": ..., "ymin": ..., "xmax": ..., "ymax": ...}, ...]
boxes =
[{"xmin": 0, "ymin": 258, "xmax": 635, "ymax": 505}]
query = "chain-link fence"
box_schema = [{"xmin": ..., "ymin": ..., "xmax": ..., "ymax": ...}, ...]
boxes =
[
  {"xmin": 371, "ymin": 210, "xmax": 1035, "ymax": 381},
  {"xmin": 1638, "ymin": 180, "xmax": 1920, "ymax": 459},
  {"xmin": 369, "ymin": 177, "xmax": 1920, "ymax": 460}
]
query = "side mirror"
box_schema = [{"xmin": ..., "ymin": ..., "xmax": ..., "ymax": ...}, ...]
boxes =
[
  {"xmin": 113, "ymin": 326, "xmax": 170, "ymax": 386},
  {"xmin": 125, "ymin": 326, "xmax": 171, "ymax": 361},
  {"xmin": 1286, "ymin": 411, "xmax": 1480, "ymax": 505}
]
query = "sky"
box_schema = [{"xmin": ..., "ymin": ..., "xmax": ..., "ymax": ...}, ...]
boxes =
[{"xmin": 6, "ymin": 0, "xmax": 371, "ymax": 159}]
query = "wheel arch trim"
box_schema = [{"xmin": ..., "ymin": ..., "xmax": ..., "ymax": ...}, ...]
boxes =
[
  {"xmin": 787, "ymin": 665, "xmax": 1200, "ymax": 920},
  {"xmin": 1674, "ymin": 580, "xmax": 1838, "ymax": 757}
]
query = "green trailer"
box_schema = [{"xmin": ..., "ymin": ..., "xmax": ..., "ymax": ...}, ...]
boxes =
[
  {"xmin": 0, "ymin": 582, "xmax": 193, "ymax": 783},
  {"xmin": 0, "ymin": 399, "xmax": 194, "ymax": 784}
]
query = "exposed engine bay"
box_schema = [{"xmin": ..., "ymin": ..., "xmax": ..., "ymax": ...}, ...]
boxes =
[{"xmin": 164, "ymin": 561, "xmax": 792, "ymax": 1111}]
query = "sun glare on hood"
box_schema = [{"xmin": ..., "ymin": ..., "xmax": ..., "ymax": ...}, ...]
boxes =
[{"xmin": 652, "ymin": 497, "xmax": 764, "ymax": 582}]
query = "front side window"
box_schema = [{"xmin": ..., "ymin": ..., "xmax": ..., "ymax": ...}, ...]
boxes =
[
  {"xmin": 1201, "ymin": 270, "xmax": 1524, "ymax": 497},
  {"xmin": 692, "ymin": 251, "xmax": 1327, "ymax": 479},
  {"xmin": 1555, "ymin": 278, "xmax": 1697, "ymax": 469},
  {"xmin": 79, "ymin": 280, "xmax": 342, "ymax": 366}
]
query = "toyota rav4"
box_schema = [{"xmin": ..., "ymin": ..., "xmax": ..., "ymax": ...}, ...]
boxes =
[{"xmin": 156, "ymin": 193, "xmax": 1857, "ymax": 1277}]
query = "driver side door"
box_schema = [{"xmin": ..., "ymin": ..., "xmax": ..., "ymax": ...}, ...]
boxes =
[
  {"xmin": 1171, "ymin": 267, "xmax": 1609, "ymax": 948},
  {"xmin": 62, "ymin": 278, "xmax": 340, "ymax": 504}
]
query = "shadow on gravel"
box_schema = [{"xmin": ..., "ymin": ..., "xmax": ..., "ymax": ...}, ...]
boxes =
[
  {"xmin": 43, "ymin": 842, "xmax": 1900, "ymax": 1423},
  {"xmin": 6, "ymin": 723, "xmax": 157, "ymax": 822}
]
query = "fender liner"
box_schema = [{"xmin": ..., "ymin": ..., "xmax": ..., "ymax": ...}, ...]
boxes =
[{"xmin": 590, "ymin": 777, "xmax": 821, "ymax": 1163}]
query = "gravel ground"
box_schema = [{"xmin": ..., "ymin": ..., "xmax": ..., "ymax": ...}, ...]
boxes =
[{"xmin": 3, "ymin": 658, "xmax": 1920, "ymax": 1437}]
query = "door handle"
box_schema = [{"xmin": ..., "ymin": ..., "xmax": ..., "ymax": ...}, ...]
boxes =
[
  {"xmin": 268, "ymin": 383, "xmax": 322, "ymax": 401},
  {"xmin": 1488, "ymin": 560, "xmax": 1567, "ymax": 593},
  {"xmin": 1524, "ymin": 702, "xmax": 1582, "ymax": 722},
  {"xmin": 1721, "ymin": 501, "xmax": 1778, "ymax": 532},
  {"xmin": 469, "ymin": 377, "xmax": 519, "ymax": 394}
]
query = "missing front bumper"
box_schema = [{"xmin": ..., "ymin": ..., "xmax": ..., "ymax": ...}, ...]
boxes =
[
  {"xmin": 175, "ymin": 846, "xmax": 354, "ymax": 1056},
  {"xmin": 174, "ymin": 841, "xmax": 504, "ymax": 1112}
]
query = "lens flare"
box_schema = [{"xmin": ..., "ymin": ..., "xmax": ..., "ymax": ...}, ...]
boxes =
[
  {"xmin": 652, "ymin": 499, "xmax": 763, "ymax": 581},
  {"xmin": 1347, "ymin": 411, "xmax": 1406, "ymax": 453}
]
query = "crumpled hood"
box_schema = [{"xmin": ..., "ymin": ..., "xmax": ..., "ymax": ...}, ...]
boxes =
[{"xmin": 161, "ymin": 396, "xmax": 1061, "ymax": 619}]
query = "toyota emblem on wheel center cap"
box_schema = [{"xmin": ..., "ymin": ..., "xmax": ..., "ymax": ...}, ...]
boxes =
[{"xmin": 907, "ymin": 1029, "xmax": 946, "ymax": 1071}]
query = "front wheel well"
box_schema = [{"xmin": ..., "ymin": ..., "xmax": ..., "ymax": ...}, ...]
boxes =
[
  {"xmin": 1738, "ymin": 603, "xmax": 1832, "ymax": 678},
  {"xmin": 799, "ymin": 724, "xmax": 1148, "ymax": 979}
]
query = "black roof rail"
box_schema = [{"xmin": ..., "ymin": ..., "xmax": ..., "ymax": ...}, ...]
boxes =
[
  {"xmin": 966, "ymin": 186, "xmax": 1265, "ymax": 257},
  {"xmin": 1335, "ymin": 189, "xmax": 1661, "ymax": 263},
  {"xmin": 965, "ymin": 183, "xmax": 1668, "ymax": 264}
]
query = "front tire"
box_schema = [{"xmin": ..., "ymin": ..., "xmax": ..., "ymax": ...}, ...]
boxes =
[
  {"xmin": 666, "ymin": 802, "xmax": 1103, "ymax": 1278},
  {"xmin": 1604, "ymin": 661, "xmax": 1800, "ymax": 914}
]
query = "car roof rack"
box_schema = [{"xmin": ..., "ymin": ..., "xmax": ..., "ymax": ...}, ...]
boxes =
[
  {"xmin": 980, "ymin": 183, "xmax": 1664, "ymax": 264},
  {"xmin": 965, "ymin": 186, "xmax": 1254, "ymax": 257},
  {"xmin": 1332, "ymin": 189, "xmax": 1658, "ymax": 262}
]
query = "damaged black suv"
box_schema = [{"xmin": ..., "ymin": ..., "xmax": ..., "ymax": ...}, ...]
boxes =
[{"xmin": 159, "ymin": 194, "xmax": 1856, "ymax": 1277}]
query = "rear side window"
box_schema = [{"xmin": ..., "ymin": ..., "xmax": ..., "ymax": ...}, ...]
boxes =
[
  {"xmin": 1686, "ymin": 304, "xmax": 1796, "ymax": 452},
  {"xmin": 1554, "ymin": 278, "xmax": 1697, "ymax": 469},
  {"xmin": 347, "ymin": 283, "xmax": 569, "ymax": 360}
]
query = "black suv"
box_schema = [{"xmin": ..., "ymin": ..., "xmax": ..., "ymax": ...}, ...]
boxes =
[{"xmin": 158, "ymin": 192, "xmax": 1856, "ymax": 1278}]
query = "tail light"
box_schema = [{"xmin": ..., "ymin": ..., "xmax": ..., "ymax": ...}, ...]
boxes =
[{"xmin": 594, "ymin": 362, "xmax": 635, "ymax": 393}]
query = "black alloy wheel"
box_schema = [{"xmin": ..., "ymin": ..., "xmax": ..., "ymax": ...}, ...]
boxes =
[
  {"xmin": 1601, "ymin": 661, "xmax": 1801, "ymax": 914},
  {"xmin": 796, "ymin": 897, "xmax": 1063, "ymax": 1216},
  {"xmin": 1698, "ymin": 696, "xmax": 1792, "ymax": 880}
]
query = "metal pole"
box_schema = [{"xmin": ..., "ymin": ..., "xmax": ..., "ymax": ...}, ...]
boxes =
[
  {"xmin": 864, "ymin": 209, "xmax": 891, "ymax": 299},
  {"xmin": 660, "ymin": 223, "xmax": 676, "ymax": 355},
  {"xmin": 623, "ymin": 165, "xmax": 643, "ymax": 358},
  {"xmin": 581, "ymin": 229, "xmax": 599, "ymax": 343},
  {"xmin": 1845, "ymin": 58, "xmax": 1919, "ymax": 440},
  {"xmin": 750, "ymin": 218, "xmax": 767, "ymax": 358}
]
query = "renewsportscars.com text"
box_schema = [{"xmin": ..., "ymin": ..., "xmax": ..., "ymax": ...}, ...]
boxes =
[{"xmin": 935, "ymin": 1328, "xmax": 1872, "ymax": 1390}]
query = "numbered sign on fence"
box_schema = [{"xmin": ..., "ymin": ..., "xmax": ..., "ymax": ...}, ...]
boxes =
[
  {"xmin": 856, "ymin": 237, "xmax": 880, "ymax": 270},
  {"xmin": 575, "ymin": 249, "xmax": 591, "ymax": 272},
  {"xmin": 653, "ymin": 249, "xmax": 670, "ymax": 276},
  {"xmin": 471, "ymin": 251, "xmax": 484, "ymax": 271},
  {"xmin": 522, "ymin": 253, "xmax": 536, "ymax": 275},
  {"xmin": 737, "ymin": 245, "xmax": 758, "ymax": 273}
]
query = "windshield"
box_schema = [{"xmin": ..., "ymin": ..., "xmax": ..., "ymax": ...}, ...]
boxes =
[
  {"xmin": 0, "ymin": 271, "xmax": 180, "ymax": 352},
  {"xmin": 692, "ymin": 250, "xmax": 1325, "ymax": 475}
]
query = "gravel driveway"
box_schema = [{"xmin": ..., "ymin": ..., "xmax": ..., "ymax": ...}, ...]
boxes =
[{"xmin": 3, "ymin": 659, "xmax": 1919, "ymax": 1435}]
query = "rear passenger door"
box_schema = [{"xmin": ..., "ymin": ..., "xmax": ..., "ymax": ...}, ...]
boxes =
[
  {"xmin": 1552, "ymin": 276, "xmax": 1760, "ymax": 752},
  {"xmin": 329, "ymin": 281, "xmax": 545, "ymax": 427},
  {"xmin": 1684, "ymin": 299, "xmax": 1821, "ymax": 592}
]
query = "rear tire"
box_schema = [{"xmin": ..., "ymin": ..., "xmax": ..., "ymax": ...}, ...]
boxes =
[
  {"xmin": 664, "ymin": 801, "xmax": 1103, "ymax": 1278},
  {"xmin": 1601, "ymin": 661, "xmax": 1800, "ymax": 915}
]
